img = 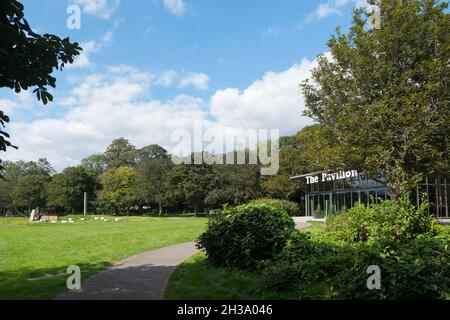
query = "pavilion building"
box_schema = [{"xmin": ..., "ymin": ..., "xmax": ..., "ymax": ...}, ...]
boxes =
[{"xmin": 290, "ymin": 170, "xmax": 449, "ymax": 218}]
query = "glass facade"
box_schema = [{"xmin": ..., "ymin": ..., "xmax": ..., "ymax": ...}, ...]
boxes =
[
  {"xmin": 412, "ymin": 174, "xmax": 449, "ymax": 218},
  {"xmin": 293, "ymin": 171, "xmax": 449, "ymax": 218}
]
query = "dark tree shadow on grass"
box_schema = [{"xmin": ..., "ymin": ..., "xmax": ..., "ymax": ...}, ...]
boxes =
[{"xmin": 0, "ymin": 262, "xmax": 110, "ymax": 300}]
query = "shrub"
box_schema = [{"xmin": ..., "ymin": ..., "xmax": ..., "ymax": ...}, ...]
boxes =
[
  {"xmin": 333, "ymin": 236, "xmax": 450, "ymax": 300},
  {"xmin": 261, "ymin": 260, "xmax": 304, "ymax": 293},
  {"xmin": 325, "ymin": 212, "xmax": 350, "ymax": 241},
  {"xmin": 248, "ymin": 198, "xmax": 301, "ymax": 216},
  {"xmin": 262, "ymin": 230, "xmax": 450, "ymax": 299},
  {"xmin": 262, "ymin": 231, "xmax": 359, "ymax": 293},
  {"xmin": 326, "ymin": 194, "xmax": 439, "ymax": 245},
  {"xmin": 197, "ymin": 203, "xmax": 295, "ymax": 269}
]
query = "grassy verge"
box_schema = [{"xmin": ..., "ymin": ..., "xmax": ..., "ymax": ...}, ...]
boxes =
[
  {"xmin": 0, "ymin": 216, "xmax": 206, "ymax": 300},
  {"xmin": 164, "ymin": 223, "xmax": 326, "ymax": 300}
]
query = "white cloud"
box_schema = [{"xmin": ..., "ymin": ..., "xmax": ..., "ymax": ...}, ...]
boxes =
[
  {"xmin": 155, "ymin": 70, "xmax": 178, "ymax": 87},
  {"xmin": 102, "ymin": 30, "xmax": 114, "ymax": 43},
  {"xmin": 302, "ymin": 0, "xmax": 368, "ymax": 26},
  {"xmin": 210, "ymin": 58, "xmax": 316, "ymax": 133},
  {"xmin": 179, "ymin": 73, "xmax": 210, "ymax": 91},
  {"xmin": 262, "ymin": 27, "xmax": 278, "ymax": 39},
  {"xmin": 68, "ymin": 31, "xmax": 113, "ymax": 69},
  {"xmin": 73, "ymin": 0, "xmax": 120, "ymax": 20},
  {"xmin": 4, "ymin": 68, "xmax": 207, "ymax": 170},
  {"xmin": 163, "ymin": 0, "xmax": 186, "ymax": 17},
  {"xmin": 4, "ymin": 56, "xmax": 319, "ymax": 170},
  {"xmin": 0, "ymin": 91, "xmax": 34, "ymax": 116},
  {"xmin": 316, "ymin": 3, "xmax": 343, "ymax": 19},
  {"xmin": 68, "ymin": 40, "xmax": 101, "ymax": 68}
]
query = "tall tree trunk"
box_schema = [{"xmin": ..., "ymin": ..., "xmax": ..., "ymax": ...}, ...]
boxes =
[
  {"xmin": 193, "ymin": 202, "xmax": 198, "ymax": 217},
  {"xmin": 158, "ymin": 201, "xmax": 163, "ymax": 216}
]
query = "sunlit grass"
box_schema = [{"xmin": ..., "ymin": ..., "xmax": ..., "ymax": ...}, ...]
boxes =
[{"xmin": 0, "ymin": 216, "xmax": 206, "ymax": 300}]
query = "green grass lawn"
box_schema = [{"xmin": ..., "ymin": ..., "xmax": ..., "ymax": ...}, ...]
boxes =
[
  {"xmin": 164, "ymin": 223, "xmax": 327, "ymax": 300},
  {"xmin": 0, "ymin": 215, "xmax": 206, "ymax": 300}
]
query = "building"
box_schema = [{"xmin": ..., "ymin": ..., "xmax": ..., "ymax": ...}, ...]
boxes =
[{"xmin": 290, "ymin": 170, "xmax": 449, "ymax": 218}]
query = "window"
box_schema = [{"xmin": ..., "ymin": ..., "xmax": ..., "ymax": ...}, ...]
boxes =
[
  {"xmin": 352, "ymin": 191, "xmax": 360, "ymax": 207},
  {"xmin": 360, "ymin": 191, "xmax": 368, "ymax": 206}
]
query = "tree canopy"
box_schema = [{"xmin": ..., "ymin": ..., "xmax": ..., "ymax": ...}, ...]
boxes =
[
  {"xmin": 46, "ymin": 166, "xmax": 97, "ymax": 213},
  {"xmin": 99, "ymin": 166, "xmax": 141, "ymax": 215},
  {"xmin": 302, "ymin": 0, "xmax": 450, "ymax": 197},
  {"xmin": 104, "ymin": 138, "xmax": 136, "ymax": 168},
  {"xmin": 0, "ymin": 0, "xmax": 81, "ymax": 170},
  {"xmin": 11, "ymin": 174, "xmax": 49, "ymax": 210}
]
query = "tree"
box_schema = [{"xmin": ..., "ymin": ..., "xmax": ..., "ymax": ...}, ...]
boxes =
[
  {"xmin": 104, "ymin": 138, "xmax": 136, "ymax": 169},
  {"xmin": 80, "ymin": 154, "xmax": 108, "ymax": 177},
  {"xmin": 261, "ymin": 128, "xmax": 321, "ymax": 201},
  {"xmin": 0, "ymin": 159, "xmax": 54, "ymax": 210},
  {"xmin": 134, "ymin": 145, "xmax": 170, "ymax": 162},
  {"xmin": 0, "ymin": 0, "xmax": 81, "ymax": 169},
  {"xmin": 10, "ymin": 174, "xmax": 49, "ymax": 211},
  {"xmin": 296, "ymin": 125, "xmax": 342, "ymax": 172},
  {"xmin": 164, "ymin": 163, "xmax": 215, "ymax": 216},
  {"xmin": 302, "ymin": 0, "xmax": 450, "ymax": 198},
  {"xmin": 99, "ymin": 166, "xmax": 141, "ymax": 215},
  {"xmin": 206, "ymin": 164, "xmax": 262, "ymax": 207},
  {"xmin": 134, "ymin": 158, "xmax": 172, "ymax": 215},
  {"xmin": 46, "ymin": 166, "xmax": 97, "ymax": 213}
]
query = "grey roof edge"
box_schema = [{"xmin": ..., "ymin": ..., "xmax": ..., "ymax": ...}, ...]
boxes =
[{"xmin": 290, "ymin": 171, "xmax": 324, "ymax": 180}]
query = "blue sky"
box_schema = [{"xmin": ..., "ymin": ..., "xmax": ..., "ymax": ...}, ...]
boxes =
[{"xmin": 2, "ymin": 0, "xmax": 368, "ymax": 170}]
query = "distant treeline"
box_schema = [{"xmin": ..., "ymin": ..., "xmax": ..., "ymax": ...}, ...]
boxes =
[{"xmin": 0, "ymin": 125, "xmax": 328, "ymax": 216}]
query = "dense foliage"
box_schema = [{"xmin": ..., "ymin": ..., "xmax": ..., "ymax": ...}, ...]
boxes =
[
  {"xmin": 197, "ymin": 203, "xmax": 295, "ymax": 269},
  {"xmin": 194, "ymin": 192, "xmax": 449, "ymax": 299},
  {"xmin": 99, "ymin": 166, "xmax": 141, "ymax": 215},
  {"xmin": 0, "ymin": 0, "xmax": 80, "ymax": 170},
  {"xmin": 10, "ymin": 174, "xmax": 50, "ymax": 210},
  {"xmin": 326, "ymin": 195, "xmax": 439, "ymax": 245},
  {"xmin": 248, "ymin": 198, "xmax": 301, "ymax": 216},
  {"xmin": 260, "ymin": 197, "xmax": 449, "ymax": 299},
  {"xmin": 46, "ymin": 167, "xmax": 97, "ymax": 213},
  {"xmin": 302, "ymin": 0, "xmax": 450, "ymax": 198},
  {"xmin": 262, "ymin": 229, "xmax": 449, "ymax": 299}
]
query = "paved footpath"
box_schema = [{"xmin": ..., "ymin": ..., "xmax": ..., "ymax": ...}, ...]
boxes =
[
  {"xmin": 56, "ymin": 219, "xmax": 319, "ymax": 300},
  {"xmin": 56, "ymin": 242, "xmax": 198, "ymax": 300},
  {"xmin": 293, "ymin": 216, "xmax": 325, "ymax": 229}
]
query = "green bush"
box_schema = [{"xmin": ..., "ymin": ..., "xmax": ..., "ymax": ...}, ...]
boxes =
[
  {"xmin": 262, "ymin": 230, "xmax": 450, "ymax": 299},
  {"xmin": 197, "ymin": 203, "xmax": 295, "ymax": 269},
  {"xmin": 333, "ymin": 236, "xmax": 450, "ymax": 300},
  {"xmin": 262, "ymin": 231, "xmax": 357, "ymax": 294},
  {"xmin": 326, "ymin": 195, "xmax": 439, "ymax": 245},
  {"xmin": 248, "ymin": 198, "xmax": 301, "ymax": 216},
  {"xmin": 325, "ymin": 212, "xmax": 350, "ymax": 241}
]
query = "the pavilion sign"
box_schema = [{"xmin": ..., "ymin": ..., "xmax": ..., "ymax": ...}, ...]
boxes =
[{"xmin": 305, "ymin": 170, "xmax": 358, "ymax": 185}]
